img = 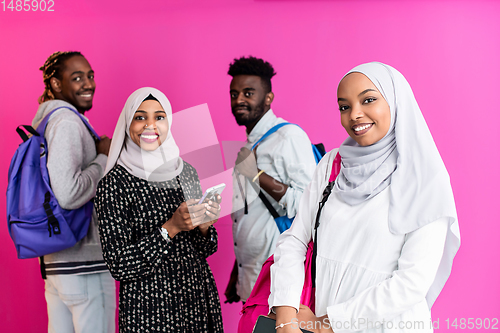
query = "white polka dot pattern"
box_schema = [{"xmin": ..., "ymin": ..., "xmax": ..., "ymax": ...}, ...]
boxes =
[{"xmin": 96, "ymin": 163, "xmax": 223, "ymax": 332}]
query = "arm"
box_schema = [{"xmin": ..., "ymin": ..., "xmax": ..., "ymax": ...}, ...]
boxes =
[
  {"xmin": 45, "ymin": 112, "xmax": 106, "ymax": 209},
  {"xmin": 270, "ymin": 168, "xmax": 326, "ymax": 332},
  {"xmin": 189, "ymin": 226, "xmax": 218, "ymax": 259},
  {"xmin": 96, "ymin": 175, "xmax": 175, "ymax": 282},
  {"xmin": 177, "ymin": 164, "xmax": 219, "ymax": 257},
  {"xmin": 236, "ymin": 128, "xmax": 316, "ymax": 206},
  {"xmin": 257, "ymin": 171, "xmax": 288, "ymax": 203},
  {"xmin": 326, "ymin": 218, "xmax": 449, "ymax": 332},
  {"xmin": 234, "ymin": 147, "xmax": 287, "ymax": 199},
  {"xmin": 190, "ymin": 193, "xmax": 221, "ymax": 258},
  {"xmin": 272, "ymin": 131, "xmax": 317, "ymax": 217},
  {"xmin": 269, "ymin": 151, "xmax": 333, "ymax": 311}
]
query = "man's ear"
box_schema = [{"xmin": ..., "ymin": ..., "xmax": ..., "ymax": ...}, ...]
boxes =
[
  {"xmin": 50, "ymin": 77, "xmax": 62, "ymax": 93},
  {"xmin": 265, "ymin": 92, "xmax": 274, "ymax": 106}
]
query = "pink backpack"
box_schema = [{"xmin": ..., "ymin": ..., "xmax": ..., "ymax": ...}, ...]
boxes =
[{"xmin": 238, "ymin": 152, "xmax": 341, "ymax": 333}]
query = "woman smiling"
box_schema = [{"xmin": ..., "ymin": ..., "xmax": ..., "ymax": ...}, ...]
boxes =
[
  {"xmin": 269, "ymin": 63, "xmax": 460, "ymax": 333},
  {"xmin": 95, "ymin": 87, "xmax": 223, "ymax": 332}
]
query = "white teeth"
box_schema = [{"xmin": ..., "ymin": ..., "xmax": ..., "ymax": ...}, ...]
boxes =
[
  {"xmin": 80, "ymin": 94, "xmax": 92, "ymax": 97},
  {"xmin": 354, "ymin": 124, "xmax": 371, "ymax": 132},
  {"xmin": 141, "ymin": 135, "xmax": 158, "ymax": 140}
]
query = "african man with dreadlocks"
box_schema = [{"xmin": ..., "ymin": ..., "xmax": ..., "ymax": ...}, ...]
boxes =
[
  {"xmin": 32, "ymin": 51, "xmax": 115, "ymax": 333},
  {"xmin": 225, "ymin": 56, "xmax": 317, "ymax": 305}
]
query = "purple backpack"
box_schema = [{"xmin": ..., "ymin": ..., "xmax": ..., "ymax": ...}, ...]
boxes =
[{"xmin": 7, "ymin": 106, "xmax": 98, "ymax": 259}]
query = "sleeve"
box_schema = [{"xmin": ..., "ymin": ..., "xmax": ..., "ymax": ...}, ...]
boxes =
[
  {"xmin": 95, "ymin": 174, "xmax": 175, "ymax": 282},
  {"xmin": 326, "ymin": 218, "xmax": 449, "ymax": 332},
  {"xmin": 190, "ymin": 226, "xmax": 218, "ymax": 259},
  {"xmin": 275, "ymin": 127, "xmax": 318, "ymax": 218},
  {"xmin": 178, "ymin": 163, "xmax": 218, "ymax": 258},
  {"xmin": 269, "ymin": 151, "xmax": 334, "ymax": 312},
  {"xmin": 45, "ymin": 112, "xmax": 107, "ymax": 210}
]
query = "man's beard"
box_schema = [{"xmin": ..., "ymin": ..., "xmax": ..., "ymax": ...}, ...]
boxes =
[{"xmin": 233, "ymin": 98, "xmax": 266, "ymax": 127}]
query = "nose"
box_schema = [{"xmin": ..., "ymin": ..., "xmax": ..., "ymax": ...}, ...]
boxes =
[
  {"xmin": 350, "ymin": 105, "xmax": 363, "ymax": 121},
  {"xmin": 82, "ymin": 76, "xmax": 95, "ymax": 90},
  {"xmin": 236, "ymin": 92, "xmax": 246, "ymax": 104},
  {"xmin": 145, "ymin": 120, "xmax": 157, "ymax": 129}
]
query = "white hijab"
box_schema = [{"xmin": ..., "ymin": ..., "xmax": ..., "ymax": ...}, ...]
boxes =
[
  {"xmin": 104, "ymin": 87, "xmax": 183, "ymax": 182},
  {"xmin": 335, "ymin": 62, "xmax": 460, "ymax": 307}
]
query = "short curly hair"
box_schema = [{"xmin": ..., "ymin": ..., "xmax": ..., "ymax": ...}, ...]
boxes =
[{"xmin": 228, "ymin": 56, "xmax": 276, "ymax": 93}]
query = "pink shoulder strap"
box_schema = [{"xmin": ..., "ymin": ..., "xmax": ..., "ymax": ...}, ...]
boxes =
[{"xmin": 329, "ymin": 152, "xmax": 342, "ymax": 182}]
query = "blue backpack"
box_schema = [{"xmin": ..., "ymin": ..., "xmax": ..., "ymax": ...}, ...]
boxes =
[
  {"xmin": 7, "ymin": 107, "xmax": 99, "ymax": 259},
  {"xmin": 251, "ymin": 122, "xmax": 326, "ymax": 233}
]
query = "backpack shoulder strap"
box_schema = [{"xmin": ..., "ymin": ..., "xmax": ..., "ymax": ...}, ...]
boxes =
[
  {"xmin": 251, "ymin": 122, "xmax": 292, "ymax": 151},
  {"xmin": 36, "ymin": 106, "xmax": 100, "ymax": 141},
  {"xmin": 315, "ymin": 151, "xmax": 341, "ymax": 230},
  {"xmin": 252, "ymin": 122, "xmax": 298, "ymax": 217},
  {"xmin": 312, "ymin": 151, "xmax": 341, "ymax": 288},
  {"xmin": 329, "ymin": 152, "xmax": 342, "ymax": 182},
  {"xmin": 16, "ymin": 125, "xmax": 40, "ymax": 142}
]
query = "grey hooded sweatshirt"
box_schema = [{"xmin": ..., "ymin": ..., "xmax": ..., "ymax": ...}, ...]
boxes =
[{"xmin": 32, "ymin": 100, "xmax": 108, "ymax": 276}]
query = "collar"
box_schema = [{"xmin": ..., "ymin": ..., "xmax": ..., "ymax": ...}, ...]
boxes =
[
  {"xmin": 32, "ymin": 99, "xmax": 84, "ymax": 128},
  {"xmin": 247, "ymin": 109, "xmax": 280, "ymax": 144}
]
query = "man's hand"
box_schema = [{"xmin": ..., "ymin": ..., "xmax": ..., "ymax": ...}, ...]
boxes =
[
  {"xmin": 96, "ymin": 135, "xmax": 111, "ymax": 156},
  {"xmin": 235, "ymin": 147, "xmax": 258, "ymax": 179}
]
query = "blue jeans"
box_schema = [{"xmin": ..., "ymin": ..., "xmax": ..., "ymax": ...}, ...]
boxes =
[{"xmin": 45, "ymin": 271, "xmax": 116, "ymax": 333}]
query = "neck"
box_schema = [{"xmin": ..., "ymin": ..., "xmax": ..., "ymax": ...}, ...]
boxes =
[
  {"xmin": 52, "ymin": 94, "xmax": 87, "ymax": 114},
  {"xmin": 71, "ymin": 103, "xmax": 88, "ymax": 115}
]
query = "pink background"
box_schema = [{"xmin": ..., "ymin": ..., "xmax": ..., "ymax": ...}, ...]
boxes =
[{"xmin": 1, "ymin": 0, "xmax": 499, "ymax": 331}]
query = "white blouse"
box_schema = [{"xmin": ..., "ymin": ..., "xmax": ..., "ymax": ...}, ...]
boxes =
[{"xmin": 269, "ymin": 150, "xmax": 448, "ymax": 332}]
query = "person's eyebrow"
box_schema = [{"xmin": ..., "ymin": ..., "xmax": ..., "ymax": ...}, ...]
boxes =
[
  {"xmin": 135, "ymin": 110, "xmax": 165, "ymax": 113},
  {"xmin": 70, "ymin": 70, "xmax": 94, "ymax": 76},
  {"xmin": 338, "ymin": 89, "xmax": 378, "ymax": 102},
  {"xmin": 358, "ymin": 88, "xmax": 377, "ymax": 97},
  {"xmin": 230, "ymin": 87, "xmax": 256, "ymax": 94}
]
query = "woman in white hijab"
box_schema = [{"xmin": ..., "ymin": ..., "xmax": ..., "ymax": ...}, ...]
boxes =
[
  {"xmin": 269, "ymin": 63, "xmax": 460, "ymax": 332},
  {"xmin": 95, "ymin": 87, "xmax": 223, "ymax": 332}
]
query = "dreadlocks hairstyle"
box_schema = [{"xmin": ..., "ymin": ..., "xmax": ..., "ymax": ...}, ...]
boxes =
[
  {"xmin": 228, "ymin": 56, "xmax": 276, "ymax": 93},
  {"xmin": 38, "ymin": 51, "xmax": 83, "ymax": 104}
]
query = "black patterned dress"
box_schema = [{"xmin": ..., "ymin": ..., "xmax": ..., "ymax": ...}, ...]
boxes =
[{"xmin": 95, "ymin": 163, "xmax": 223, "ymax": 332}]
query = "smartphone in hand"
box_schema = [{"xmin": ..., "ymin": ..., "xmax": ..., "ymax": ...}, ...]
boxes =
[{"xmin": 198, "ymin": 183, "xmax": 225, "ymax": 204}]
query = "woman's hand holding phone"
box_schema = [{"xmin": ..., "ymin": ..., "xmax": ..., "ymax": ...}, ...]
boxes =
[
  {"xmin": 160, "ymin": 183, "xmax": 224, "ymax": 238},
  {"xmin": 197, "ymin": 194, "xmax": 222, "ymax": 237},
  {"xmin": 162, "ymin": 199, "xmax": 208, "ymax": 238}
]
